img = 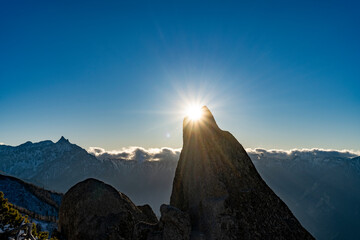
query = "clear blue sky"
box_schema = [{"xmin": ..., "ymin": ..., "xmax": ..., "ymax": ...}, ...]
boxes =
[{"xmin": 1, "ymin": 0, "xmax": 359, "ymax": 151}]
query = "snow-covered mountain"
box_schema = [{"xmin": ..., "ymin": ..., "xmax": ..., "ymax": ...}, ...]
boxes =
[
  {"xmin": 0, "ymin": 137, "xmax": 178, "ymax": 213},
  {"xmin": 0, "ymin": 137, "xmax": 102, "ymax": 192},
  {"xmin": 0, "ymin": 138, "xmax": 359, "ymax": 239}
]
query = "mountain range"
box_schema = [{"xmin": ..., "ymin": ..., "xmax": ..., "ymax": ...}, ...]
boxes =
[
  {"xmin": 0, "ymin": 137, "xmax": 359, "ymax": 239},
  {"xmin": 0, "ymin": 137, "xmax": 178, "ymax": 215}
]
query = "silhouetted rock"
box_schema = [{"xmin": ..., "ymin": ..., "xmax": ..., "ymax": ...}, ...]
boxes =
[
  {"xmin": 137, "ymin": 204, "xmax": 158, "ymax": 224},
  {"xmin": 133, "ymin": 204, "xmax": 190, "ymax": 240},
  {"xmin": 56, "ymin": 136, "xmax": 70, "ymax": 144},
  {"xmin": 170, "ymin": 106, "xmax": 314, "ymax": 239},
  {"xmin": 58, "ymin": 178, "xmax": 157, "ymax": 240},
  {"xmin": 58, "ymin": 106, "xmax": 314, "ymax": 239},
  {"xmin": 159, "ymin": 204, "xmax": 191, "ymax": 240}
]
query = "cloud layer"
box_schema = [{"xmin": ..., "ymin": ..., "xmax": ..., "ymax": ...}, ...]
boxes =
[
  {"xmin": 246, "ymin": 148, "xmax": 359, "ymax": 160},
  {"xmin": 88, "ymin": 146, "xmax": 359, "ymax": 163},
  {"xmin": 88, "ymin": 146, "xmax": 181, "ymax": 163}
]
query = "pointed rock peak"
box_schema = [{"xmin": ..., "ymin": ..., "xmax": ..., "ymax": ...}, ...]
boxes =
[
  {"xmin": 57, "ymin": 136, "xmax": 70, "ymax": 144},
  {"xmin": 200, "ymin": 105, "xmax": 217, "ymax": 125},
  {"xmin": 183, "ymin": 106, "xmax": 220, "ymax": 139},
  {"xmin": 173, "ymin": 106, "xmax": 314, "ymax": 239}
]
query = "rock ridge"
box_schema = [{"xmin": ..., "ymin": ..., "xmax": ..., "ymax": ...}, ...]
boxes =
[
  {"xmin": 58, "ymin": 106, "xmax": 314, "ymax": 240},
  {"xmin": 171, "ymin": 106, "xmax": 314, "ymax": 239}
]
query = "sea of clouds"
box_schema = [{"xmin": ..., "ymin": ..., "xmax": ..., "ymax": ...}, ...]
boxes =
[
  {"xmin": 88, "ymin": 146, "xmax": 181, "ymax": 162},
  {"xmin": 88, "ymin": 146, "xmax": 359, "ymax": 162}
]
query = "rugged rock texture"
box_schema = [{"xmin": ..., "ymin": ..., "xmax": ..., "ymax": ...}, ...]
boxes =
[
  {"xmin": 159, "ymin": 204, "xmax": 191, "ymax": 240},
  {"xmin": 134, "ymin": 204, "xmax": 191, "ymax": 240},
  {"xmin": 58, "ymin": 106, "xmax": 314, "ymax": 239},
  {"xmin": 58, "ymin": 178, "xmax": 157, "ymax": 240},
  {"xmin": 170, "ymin": 106, "xmax": 314, "ymax": 239},
  {"xmin": 59, "ymin": 178, "xmax": 190, "ymax": 240}
]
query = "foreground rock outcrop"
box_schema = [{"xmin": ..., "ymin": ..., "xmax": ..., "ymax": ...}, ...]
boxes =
[
  {"xmin": 170, "ymin": 106, "xmax": 314, "ymax": 239},
  {"xmin": 58, "ymin": 106, "xmax": 313, "ymax": 240},
  {"xmin": 59, "ymin": 178, "xmax": 190, "ymax": 240},
  {"xmin": 59, "ymin": 178, "xmax": 157, "ymax": 240},
  {"xmin": 134, "ymin": 204, "xmax": 191, "ymax": 240}
]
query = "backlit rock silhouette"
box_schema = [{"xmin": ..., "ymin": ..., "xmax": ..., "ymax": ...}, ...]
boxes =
[{"xmin": 170, "ymin": 106, "xmax": 314, "ymax": 239}]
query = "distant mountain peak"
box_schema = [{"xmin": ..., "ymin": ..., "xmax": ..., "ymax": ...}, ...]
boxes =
[
  {"xmin": 57, "ymin": 136, "xmax": 70, "ymax": 144},
  {"xmin": 18, "ymin": 141, "xmax": 33, "ymax": 147}
]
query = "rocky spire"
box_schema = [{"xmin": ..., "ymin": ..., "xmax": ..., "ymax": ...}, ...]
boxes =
[
  {"xmin": 56, "ymin": 136, "xmax": 70, "ymax": 144},
  {"xmin": 171, "ymin": 106, "xmax": 314, "ymax": 239}
]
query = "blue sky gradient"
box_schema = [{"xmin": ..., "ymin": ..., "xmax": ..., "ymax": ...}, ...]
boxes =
[{"xmin": 1, "ymin": 0, "xmax": 359, "ymax": 150}]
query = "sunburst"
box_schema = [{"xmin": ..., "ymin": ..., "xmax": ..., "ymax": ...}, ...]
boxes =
[{"xmin": 185, "ymin": 104, "xmax": 203, "ymax": 121}]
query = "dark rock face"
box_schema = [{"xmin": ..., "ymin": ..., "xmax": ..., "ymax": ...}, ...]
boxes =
[
  {"xmin": 170, "ymin": 106, "xmax": 314, "ymax": 239},
  {"xmin": 59, "ymin": 178, "xmax": 190, "ymax": 240},
  {"xmin": 58, "ymin": 178, "xmax": 157, "ymax": 240},
  {"xmin": 58, "ymin": 106, "xmax": 313, "ymax": 239},
  {"xmin": 159, "ymin": 204, "xmax": 191, "ymax": 240},
  {"xmin": 134, "ymin": 204, "xmax": 191, "ymax": 240},
  {"xmin": 137, "ymin": 204, "xmax": 158, "ymax": 224}
]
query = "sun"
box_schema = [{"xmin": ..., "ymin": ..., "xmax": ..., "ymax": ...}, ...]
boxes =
[{"xmin": 186, "ymin": 105, "xmax": 203, "ymax": 121}]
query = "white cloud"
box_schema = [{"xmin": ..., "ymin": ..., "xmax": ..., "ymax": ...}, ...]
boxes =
[
  {"xmin": 0, "ymin": 142, "xmax": 5, "ymax": 145},
  {"xmin": 246, "ymin": 148, "xmax": 360, "ymax": 160},
  {"xmin": 88, "ymin": 146, "xmax": 181, "ymax": 162},
  {"xmin": 88, "ymin": 146, "xmax": 359, "ymax": 163}
]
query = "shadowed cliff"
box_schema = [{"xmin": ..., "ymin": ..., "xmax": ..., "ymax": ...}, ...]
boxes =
[{"xmin": 170, "ymin": 106, "xmax": 314, "ymax": 239}]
